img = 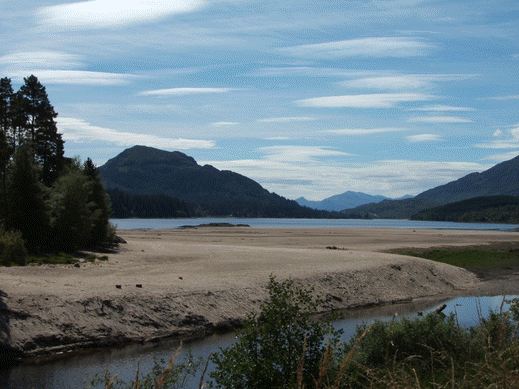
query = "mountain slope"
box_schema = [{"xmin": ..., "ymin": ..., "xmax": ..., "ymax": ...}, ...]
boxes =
[
  {"xmin": 100, "ymin": 145, "xmax": 276, "ymax": 204},
  {"xmin": 416, "ymin": 155, "xmax": 519, "ymax": 203},
  {"xmin": 98, "ymin": 146, "xmax": 334, "ymax": 218},
  {"xmin": 296, "ymin": 191, "xmax": 389, "ymax": 211},
  {"xmin": 342, "ymin": 198, "xmax": 441, "ymax": 219}
]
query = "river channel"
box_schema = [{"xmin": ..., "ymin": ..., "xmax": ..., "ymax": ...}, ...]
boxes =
[{"xmin": 2, "ymin": 295, "xmax": 517, "ymax": 389}]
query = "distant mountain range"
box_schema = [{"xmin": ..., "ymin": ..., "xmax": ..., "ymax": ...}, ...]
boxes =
[
  {"xmin": 99, "ymin": 146, "xmax": 338, "ymax": 218},
  {"xmin": 296, "ymin": 191, "xmax": 413, "ymax": 212},
  {"xmin": 99, "ymin": 146, "xmax": 519, "ymax": 220}
]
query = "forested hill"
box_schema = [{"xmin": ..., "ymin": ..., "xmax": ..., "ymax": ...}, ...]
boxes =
[
  {"xmin": 99, "ymin": 146, "xmax": 339, "ymax": 218},
  {"xmin": 410, "ymin": 195, "xmax": 519, "ymax": 223},
  {"xmin": 415, "ymin": 154, "xmax": 519, "ymax": 203}
]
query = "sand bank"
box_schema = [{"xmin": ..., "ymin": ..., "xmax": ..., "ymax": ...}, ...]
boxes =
[{"xmin": 1, "ymin": 227, "xmax": 518, "ymax": 359}]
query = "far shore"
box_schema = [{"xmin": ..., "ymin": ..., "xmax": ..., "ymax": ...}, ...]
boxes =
[{"xmin": 1, "ymin": 227, "xmax": 519, "ymax": 360}]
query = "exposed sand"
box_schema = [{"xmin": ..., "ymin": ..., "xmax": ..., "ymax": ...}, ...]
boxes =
[{"xmin": 1, "ymin": 227, "xmax": 518, "ymax": 359}]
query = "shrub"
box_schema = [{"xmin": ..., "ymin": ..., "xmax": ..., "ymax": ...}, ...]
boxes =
[
  {"xmin": 210, "ymin": 276, "xmax": 343, "ymax": 389},
  {"xmin": 0, "ymin": 227, "xmax": 27, "ymax": 266}
]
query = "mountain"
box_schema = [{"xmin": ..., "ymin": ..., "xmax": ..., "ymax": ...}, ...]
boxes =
[
  {"xmin": 99, "ymin": 146, "xmax": 337, "ymax": 218},
  {"xmin": 342, "ymin": 198, "xmax": 441, "ymax": 219},
  {"xmin": 296, "ymin": 191, "xmax": 390, "ymax": 211},
  {"xmin": 416, "ymin": 154, "xmax": 519, "ymax": 203},
  {"xmin": 341, "ymin": 154, "xmax": 519, "ymax": 219},
  {"xmin": 411, "ymin": 195, "xmax": 519, "ymax": 223}
]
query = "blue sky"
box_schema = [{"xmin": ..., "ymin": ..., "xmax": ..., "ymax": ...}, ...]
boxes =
[{"xmin": 1, "ymin": 0, "xmax": 518, "ymax": 200}]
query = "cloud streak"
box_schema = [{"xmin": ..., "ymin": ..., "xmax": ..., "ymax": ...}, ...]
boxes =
[
  {"xmin": 59, "ymin": 117, "xmax": 215, "ymax": 149},
  {"xmin": 407, "ymin": 116, "xmax": 473, "ymax": 123},
  {"xmin": 139, "ymin": 87, "xmax": 236, "ymax": 96},
  {"xmin": 38, "ymin": 0, "xmax": 208, "ymax": 29},
  {"xmin": 325, "ymin": 128, "xmax": 408, "ymax": 136},
  {"xmin": 279, "ymin": 37, "xmax": 433, "ymax": 58},
  {"xmin": 296, "ymin": 93, "xmax": 433, "ymax": 108},
  {"xmin": 406, "ymin": 133, "xmax": 443, "ymax": 142}
]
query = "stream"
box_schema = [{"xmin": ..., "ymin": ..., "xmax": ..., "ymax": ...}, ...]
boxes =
[{"xmin": 1, "ymin": 294, "xmax": 517, "ymax": 389}]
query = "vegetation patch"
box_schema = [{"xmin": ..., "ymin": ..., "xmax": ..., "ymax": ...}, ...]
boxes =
[{"xmin": 386, "ymin": 242, "xmax": 519, "ymax": 278}]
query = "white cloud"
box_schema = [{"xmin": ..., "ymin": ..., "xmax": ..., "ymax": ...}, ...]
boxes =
[
  {"xmin": 325, "ymin": 128, "xmax": 408, "ymax": 136},
  {"xmin": 212, "ymin": 121, "xmax": 239, "ymax": 127},
  {"xmin": 475, "ymin": 124, "xmax": 519, "ymax": 149},
  {"xmin": 58, "ymin": 117, "xmax": 215, "ymax": 149},
  {"xmin": 296, "ymin": 93, "xmax": 433, "ymax": 108},
  {"xmin": 0, "ymin": 51, "xmax": 82, "ymax": 70},
  {"xmin": 406, "ymin": 133, "xmax": 443, "ymax": 142},
  {"xmin": 139, "ymin": 87, "xmax": 236, "ymax": 96},
  {"xmin": 0, "ymin": 51, "xmax": 139, "ymax": 85},
  {"xmin": 251, "ymin": 67, "xmax": 381, "ymax": 78},
  {"xmin": 38, "ymin": 0, "xmax": 208, "ymax": 29},
  {"xmin": 482, "ymin": 151, "xmax": 519, "ymax": 162},
  {"xmin": 487, "ymin": 95, "xmax": 519, "ymax": 101},
  {"xmin": 258, "ymin": 117, "xmax": 316, "ymax": 123},
  {"xmin": 414, "ymin": 105, "xmax": 475, "ymax": 112},
  {"xmin": 260, "ymin": 145, "xmax": 355, "ymax": 163},
  {"xmin": 279, "ymin": 37, "xmax": 433, "ymax": 58},
  {"xmin": 7, "ymin": 70, "xmax": 138, "ymax": 85},
  {"xmin": 407, "ymin": 116, "xmax": 473, "ymax": 123}
]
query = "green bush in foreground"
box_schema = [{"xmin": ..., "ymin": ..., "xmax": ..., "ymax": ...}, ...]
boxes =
[{"xmin": 210, "ymin": 276, "xmax": 343, "ymax": 389}]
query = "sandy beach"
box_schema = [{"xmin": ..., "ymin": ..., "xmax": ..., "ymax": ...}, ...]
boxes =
[{"xmin": 1, "ymin": 226, "xmax": 518, "ymax": 359}]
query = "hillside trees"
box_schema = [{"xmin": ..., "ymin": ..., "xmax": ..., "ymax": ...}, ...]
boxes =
[{"xmin": 0, "ymin": 75, "xmax": 113, "ymax": 258}]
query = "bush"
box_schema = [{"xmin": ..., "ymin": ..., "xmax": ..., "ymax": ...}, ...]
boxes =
[
  {"xmin": 210, "ymin": 276, "xmax": 343, "ymax": 389},
  {"xmin": 0, "ymin": 227, "xmax": 27, "ymax": 266}
]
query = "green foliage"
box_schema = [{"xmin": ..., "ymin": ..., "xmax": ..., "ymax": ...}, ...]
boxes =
[
  {"xmin": 83, "ymin": 158, "xmax": 113, "ymax": 246},
  {"xmin": 0, "ymin": 227, "xmax": 27, "ymax": 266},
  {"xmin": 26, "ymin": 252, "xmax": 78, "ymax": 265},
  {"xmin": 107, "ymin": 188, "xmax": 190, "ymax": 218},
  {"xmin": 210, "ymin": 276, "xmax": 342, "ymax": 389},
  {"xmin": 389, "ymin": 243, "xmax": 519, "ymax": 273},
  {"xmin": 0, "ymin": 76, "xmax": 114, "ymax": 256},
  {"xmin": 49, "ymin": 161, "xmax": 94, "ymax": 252},
  {"xmin": 5, "ymin": 144, "xmax": 50, "ymax": 253}
]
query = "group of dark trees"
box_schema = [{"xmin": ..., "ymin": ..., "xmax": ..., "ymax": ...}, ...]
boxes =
[{"xmin": 0, "ymin": 75, "xmax": 113, "ymax": 264}]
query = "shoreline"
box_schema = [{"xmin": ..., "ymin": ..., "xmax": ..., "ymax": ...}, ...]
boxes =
[{"xmin": 1, "ymin": 227, "xmax": 518, "ymax": 362}]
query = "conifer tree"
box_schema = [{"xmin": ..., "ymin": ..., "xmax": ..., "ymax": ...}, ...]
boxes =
[
  {"xmin": 83, "ymin": 158, "xmax": 112, "ymax": 246},
  {"xmin": 16, "ymin": 75, "xmax": 64, "ymax": 185},
  {"xmin": 6, "ymin": 144, "xmax": 50, "ymax": 252}
]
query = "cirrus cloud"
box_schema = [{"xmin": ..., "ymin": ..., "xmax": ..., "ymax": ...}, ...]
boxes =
[
  {"xmin": 139, "ymin": 87, "xmax": 237, "ymax": 96},
  {"xmin": 279, "ymin": 37, "xmax": 433, "ymax": 58},
  {"xmin": 38, "ymin": 0, "xmax": 208, "ymax": 29},
  {"xmin": 58, "ymin": 117, "xmax": 215, "ymax": 149},
  {"xmin": 407, "ymin": 116, "xmax": 473, "ymax": 123},
  {"xmin": 296, "ymin": 93, "xmax": 433, "ymax": 108},
  {"xmin": 406, "ymin": 134, "xmax": 443, "ymax": 142}
]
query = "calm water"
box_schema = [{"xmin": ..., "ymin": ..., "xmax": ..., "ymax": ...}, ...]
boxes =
[
  {"xmin": 111, "ymin": 217, "xmax": 519, "ymax": 231},
  {"xmin": 2, "ymin": 295, "xmax": 517, "ymax": 389}
]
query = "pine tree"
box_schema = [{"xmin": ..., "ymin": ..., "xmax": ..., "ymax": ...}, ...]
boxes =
[
  {"xmin": 6, "ymin": 144, "xmax": 50, "ymax": 253},
  {"xmin": 83, "ymin": 158, "xmax": 112, "ymax": 246},
  {"xmin": 16, "ymin": 75, "xmax": 64, "ymax": 185}
]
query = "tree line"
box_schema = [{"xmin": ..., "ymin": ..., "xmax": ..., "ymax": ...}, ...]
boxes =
[{"xmin": 0, "ymin": 75, "xmax": 114, "ymax": 265}]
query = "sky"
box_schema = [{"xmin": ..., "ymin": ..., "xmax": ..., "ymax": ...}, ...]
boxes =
[{"xmin": 1, "ymin": 0, "xmax": 518, "ymax": 201}]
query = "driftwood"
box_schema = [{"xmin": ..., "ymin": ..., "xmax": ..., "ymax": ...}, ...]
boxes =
[{"xmin": 434, "ymin": 303, "xmax": 447, "ymax": 314}]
